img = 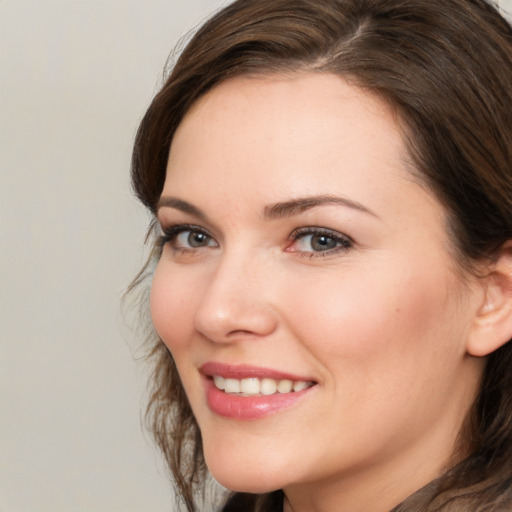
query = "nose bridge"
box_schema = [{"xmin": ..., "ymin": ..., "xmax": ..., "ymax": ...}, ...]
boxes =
[{"xmin": 193, "ymin": 246, "xmax": 277, "ymax": 342}]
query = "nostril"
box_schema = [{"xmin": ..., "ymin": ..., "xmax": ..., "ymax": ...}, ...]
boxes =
[{"xmin": 193, "ymin": 299, "xmax": 278, "ymax": 344}]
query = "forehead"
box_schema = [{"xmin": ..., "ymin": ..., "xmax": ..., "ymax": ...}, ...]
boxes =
[
  {"xmin": 162, "ymin": 73, "xmax": 445, "ymax": 237},
  {"xmin": 166, "ymin": 73, "xmax": 409, "ymax": 194},
  {"xmin": 173, "ymin": 72, "xmax": 400, "ymax": 154}
]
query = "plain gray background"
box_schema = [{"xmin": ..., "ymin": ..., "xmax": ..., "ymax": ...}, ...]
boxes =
[
  {"xmin": 1, "ymin": 1, "xmax": 511, "ymax": 511},
  {"xmin": 1, "ymin": 1, "xmax": 228, "ymax": 511}
]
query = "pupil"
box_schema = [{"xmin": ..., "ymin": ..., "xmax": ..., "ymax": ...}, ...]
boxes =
[
  {"xmin": 189, "ymin": 232, "xmax": 207, "ymax": 247},
  {"xmin": 312, "ymin": 235, "xmax": 336, "ymax": 251}
]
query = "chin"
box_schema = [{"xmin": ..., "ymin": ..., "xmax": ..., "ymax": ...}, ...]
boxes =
[
  {"xmin": 210, "ymin": 469, "xmax": 283, "ymax": 494},
  {"xmin": 204, "ymin": 447, "xmax": 291, "ymax": 494}
]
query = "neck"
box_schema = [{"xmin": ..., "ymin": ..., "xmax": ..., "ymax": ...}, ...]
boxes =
[{"xmin": 282, "ymin": 431, "xmax": 464, "ymax": 512}]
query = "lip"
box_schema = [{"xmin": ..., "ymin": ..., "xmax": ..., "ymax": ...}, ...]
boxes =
[
  {"xmin": 200, "ymin": 362, "xmax": 312, "ymax": 381},
  {"xmin": 200, "ymin": 362, "xmax": 317, "ymax": 420}
]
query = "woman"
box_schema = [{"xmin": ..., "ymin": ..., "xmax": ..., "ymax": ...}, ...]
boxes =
[{"xmin": 129, "ymin": 0, "xmax": 512, "ymax": 510}]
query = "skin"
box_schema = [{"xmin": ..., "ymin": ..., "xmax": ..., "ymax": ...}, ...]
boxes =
[{"xmin": 150, "ymin": 73, "xmax": 487, "ymax": 512}]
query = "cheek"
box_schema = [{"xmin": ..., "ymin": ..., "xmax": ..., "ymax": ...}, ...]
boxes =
[
  {"xmin": 279, "ymin": 262, "xmax": 471, "ymax": 457},
  {"xmin": 282, "ymin": 260, "xmax": 464, "ymax": 374},
  {"xmin": 150, "ymin": 261, "xmax": 197, "ymax": 351}
]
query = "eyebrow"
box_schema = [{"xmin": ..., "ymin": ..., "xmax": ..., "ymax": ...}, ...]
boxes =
[
  {"xmin": 263, "ymin": 194, "xmax": 379, "ymax": 220},
  {"xmin": 156, "ymin": 197, "xmax": 207, "ymax": 220},
  {"xmin": 156, "ymin": 194, "xmax": 378, "ymax": 221}
]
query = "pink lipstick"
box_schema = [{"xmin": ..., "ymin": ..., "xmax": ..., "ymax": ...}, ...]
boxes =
[{"xmin": 200, "ymin": 362, "xmax": 316, "ymax": 420}]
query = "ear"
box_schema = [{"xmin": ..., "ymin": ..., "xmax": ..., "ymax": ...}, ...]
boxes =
[{"xmin": 467, "ymin": 241, "xmax": 512, "ymax": 357}]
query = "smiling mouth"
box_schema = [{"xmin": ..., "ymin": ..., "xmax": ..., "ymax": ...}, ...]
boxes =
[
  {"xmin": 201, "ymin": 364, "xmax": 318, "ymax": 418},
  {"xmin": 211, "ymin": 376, "xmax": 316, "ymax": 396}
]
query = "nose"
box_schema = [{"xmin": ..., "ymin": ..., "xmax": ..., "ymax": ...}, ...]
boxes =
[{"xmin": 193, "ymin": 251, "xmax": 278, "ymax": 343}]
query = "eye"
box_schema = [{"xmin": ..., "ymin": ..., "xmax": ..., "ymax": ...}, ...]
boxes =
[
  {"xmin": 160, "ymin": 224, "xmax": 218, "ymax": 251},
  {"xmin": 286, "ymin": 227, "xmax": 352, "ymax": 256},
  {"xmin": 175, "ymin": 230, "xmax": 214, "ymax": 248}
]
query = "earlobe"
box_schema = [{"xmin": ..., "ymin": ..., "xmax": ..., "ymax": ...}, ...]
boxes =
[{"xmin": 467, "ymin": 241, "xmax": 512, "ymax": 357}]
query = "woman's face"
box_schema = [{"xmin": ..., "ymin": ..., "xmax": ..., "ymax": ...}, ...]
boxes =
[{"xmin": 151, "ymin": 74, "xmax": 484, "ymax": 509}]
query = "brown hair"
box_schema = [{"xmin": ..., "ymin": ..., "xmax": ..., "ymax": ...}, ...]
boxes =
[{"xmin": 130, "ymin": 1, "xmax": 512, "ymax": 510}]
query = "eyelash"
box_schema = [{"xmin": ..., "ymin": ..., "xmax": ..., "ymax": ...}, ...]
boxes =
[
  {"xmin": 158, "ymin": 224, "xmax": 214, "ymax": 252},
  {"xmin": 158, "ymin": 224, "xmax": 353, "ymax": 259},
  {"xmin": 286, "ymin": 227, "xmax": 353, "ymax": 259}
]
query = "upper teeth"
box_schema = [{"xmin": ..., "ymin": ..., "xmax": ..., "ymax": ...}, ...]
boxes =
[{"xmin": 213, "ymin": 376, "xmax": 313, "ymax": 396}]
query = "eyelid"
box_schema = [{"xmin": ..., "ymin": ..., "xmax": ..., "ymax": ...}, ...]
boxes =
[
  {"xmin": 157, "ymin": 211, "xmax": 220, "ymax": 240},
  {"xmin": 286, "ymin": 226, "xmax": 354, "ymax": 257},
  {"xmin": 157, "ymin": 223, "xmax": 353, "ymax": 259},
  {"xmin": 159, "ymin": 223, "xmax": 218, "ymax": 248},
  {"xmin": 290, "ymin": 226, "xmax": 352, "ymax": 240}
]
